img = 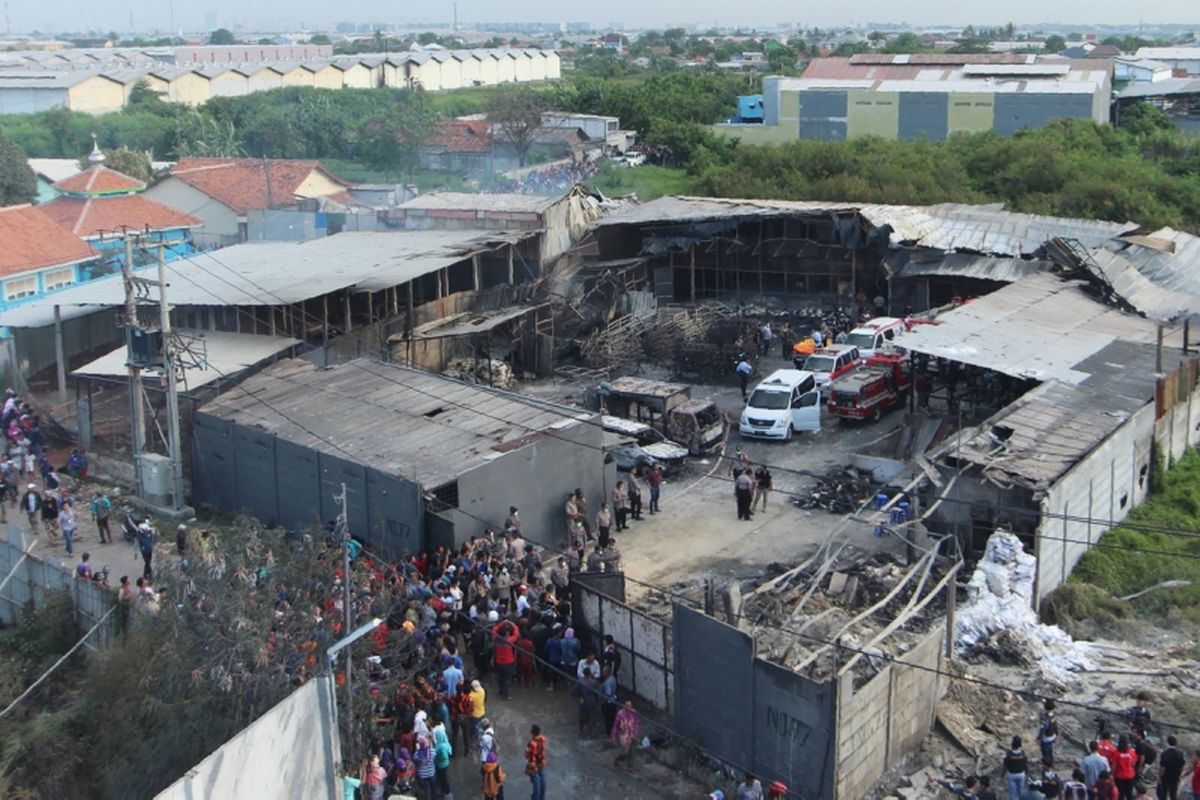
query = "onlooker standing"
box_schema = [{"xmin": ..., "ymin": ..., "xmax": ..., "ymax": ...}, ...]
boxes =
[
  {"xmin": 20, "ymin": 483, "xmax": 40, "ymax": 533},
  {"xmin": 612, "ymin": 700, "xmax": 640, "ymax": 767},
  {"xmin": 1003, "ymin": 736, "xmax": 1029, "ymax": 800},
  {"xmin": 59, "ymin": 501, "xmax": 77, "ymax": 556},
  {"xmin": 646, "ymin": 463, "xmax": 663, "ymax": 513},
  {"xmin": 627, "ymin": 471, "xmax": 643, "ymax": 521},
  {"xmin": 481, "ymin": 751, "xmax": 505, "ymax": 800},
  {"xmin": 595, "ymin": 502, "xmax": 612, "ymax": 549},
  {"xmin": 1038, "ymin": 698, "xmax": 1058, "ymax": 764},
  {"xmin": 759, "ymin": 322, "xmax": 773, "ymax": 355},
  {"xmin": 175, "ymin": 524, "xmax": 188, "ymax": 556},
  {"xmin": 751, "ymin": 465, "xmax": 772, "ymax": 513},
  {"xmin": 611, "ymin": 481, "xmax": 629, "ymax": 532},
  {"xmin": 524, "ymin": 724, "xmax": 547, "ymax": 800},
  {"xmin": 737, "ymin": 774, "xmax": 765, "ymax": 800},
  {"xmin": 1157, "ymin": 736, "xmax": 1185, "ymax": 800},
  {"xmin": 735, "ymin": 469, "xmax": 754, "ymax": 521},
  {"xmin": 90, "ymin": 492, "xmax": 112, "ymax": 544}
]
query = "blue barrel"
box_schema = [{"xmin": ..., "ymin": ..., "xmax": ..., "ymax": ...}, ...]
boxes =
[
  {"xmin": 875, "ymin": 493, "xmax": 889, "ymax": 509},
  {"xmin": 898, "ymin": 501, "xmax": 911, "ymax": 522},
  {"xmin": 874, "ymin": 524, "xmax": 887, "ymax": 538}
]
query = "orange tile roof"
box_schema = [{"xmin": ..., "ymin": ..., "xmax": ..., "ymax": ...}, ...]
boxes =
[
  {"xmin": 429, "ymin": 119, "xmax": 493, "ymax": 154},
  {"xmin": 166, "ymin": 157, "xmax": 349, "ymax": 214},
  {"xmin": 39, "ymin": 195, "xmax": 203, "ymax": 239},
  {"xmin": 0, "ymin": 205, "xmax": 96, "ymax": 278},
  {"xmin": 52, "ymin": 165, "xmax": 146, "ymax": 195}
]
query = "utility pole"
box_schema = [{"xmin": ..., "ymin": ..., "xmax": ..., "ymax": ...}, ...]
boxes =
[
  {"xmin": 158, "ymin": 245, "xmax": 185, "ymax": 511},
  {"xmin": 123, "ymin": 235, "xmax": 146, "ymax": 494},
  {"xmin": 335, "ymin": 483, "xmax": 353, "ymax": 756}
]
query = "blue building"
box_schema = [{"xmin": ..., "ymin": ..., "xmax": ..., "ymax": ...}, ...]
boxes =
[
  {"xmin": 0, "ymin": 204, "xmax": 98, "ymax": 312},
  {"xmin": 38, "ymin": 145, "xmax": 202, "ymax": 276}
]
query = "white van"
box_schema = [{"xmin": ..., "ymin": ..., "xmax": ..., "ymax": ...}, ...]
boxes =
[
  {"xmin": 739, "ymin": 369, "xmax": 821, "ymax": 441},
  {"xmin": 843, "ymin": 317, "xmax": 907, "ymax": 359}
]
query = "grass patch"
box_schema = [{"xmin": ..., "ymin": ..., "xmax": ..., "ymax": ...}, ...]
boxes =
[
  {"xmin": 588, "ymin": 164, "xmax": 698, "ymax": 200},
  {"xmin": 1057, "ymin": 446, "xmax": 1200, "ymax": 625}
]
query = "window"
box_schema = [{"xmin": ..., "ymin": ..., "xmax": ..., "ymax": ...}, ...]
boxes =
[
  {"xmin": 4, "ymin": 276, "xmax": 36, "ymax": 300},
  {"xmin": 43, "ymin": 268, "xmax": 74, "ymax": 292}
]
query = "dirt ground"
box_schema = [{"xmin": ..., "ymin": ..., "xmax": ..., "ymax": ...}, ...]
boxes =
[{"xmin": 526, "ymin": 358, "xmax": 911, "ymax": 597}]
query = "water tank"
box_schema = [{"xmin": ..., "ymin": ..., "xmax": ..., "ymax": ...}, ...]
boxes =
[{"xmin": 137, "ymin": 453, "xmax": 172, "ymax": 506}]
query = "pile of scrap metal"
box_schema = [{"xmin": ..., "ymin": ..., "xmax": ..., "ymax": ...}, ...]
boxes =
[
  {"xmin": 791, "ymin": 467, "xmax": 878, "ymax": 514},
  {"xmin": 441, "ymin": 357, "xmax": 517, "ymax": 390}
]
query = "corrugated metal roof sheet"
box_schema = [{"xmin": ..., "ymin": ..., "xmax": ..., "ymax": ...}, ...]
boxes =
[
  {"xmin": 894, "ymin": 273, "xmax": 1167, "ymax": 390},
  {"xmin": 72, "ymin": 330, "xmax": 300, "ymax": 391},
  {"xmin": 944, "ymin": 381, "xmax": 1143, "ymax": 488},
  {"xmin": 1116, "ymin": 78, "xmax": 1200, "ymax": 99},
  {"xmin": 200, "ymin": 357, "xmax": 591, "ymax": 487},
  {"xmin": 0, "ymin": 229, "xmax": 536, "ymax": 329},
  {"xmin": 398, "ymin": 192, "xmax": 561, "ymax": 214},
  {"xmin": 892, "ymin": 254, "xmax": 1051, "ymax": 282}
]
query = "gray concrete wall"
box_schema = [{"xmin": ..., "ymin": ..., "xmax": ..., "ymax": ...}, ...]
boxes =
[
  {"xmin": 1037, "ymin": 403, "xmax": 1154, "ymax": 604},
  {"xmin": 154, "ymin": 675, "xmax": 340, "ymax": 800},
  {"xmin": 752, "ymin": 658, "xmax": 836, "ymax": 797},
  {"xmin": 835, "ymin": 626, "xmax": 944, "ymax": 800},
  {"xmin": 190, "ymin": 413, "xmax": 424, "ymax": 554},
  {"xmin": 453, "ymin": 413, "xmax": 609, "ymax": 548},
  {"xmin": 9, "ymin": 308, "xmax": 122, "ymax": 381},
  {"xmin": 673, "ymin": 604, "xmax": 756, "ymax": 769}
]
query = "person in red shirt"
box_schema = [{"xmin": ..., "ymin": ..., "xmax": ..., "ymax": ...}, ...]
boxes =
[
  {"xmin": 515, "ymin": 625, "xmax": 536, "ymax": 689},
  {"xmin": 1097, "ymin": 729, "xmax": 1119, "ymax": 771},
  {"xmin": 1191, "ymin": 750, "xmax": 1200, "ymax": 799},
  {"xmin": 491, "ymin": 619, "xmax": 519, "ymax": 700},
  {"xmin": 1112, "ymin": 735, "xmax": 1138, "ymax": 799},
  {"xmin": 1093, "ymin": 770, "xmax": 1119, "ymax": 800}
]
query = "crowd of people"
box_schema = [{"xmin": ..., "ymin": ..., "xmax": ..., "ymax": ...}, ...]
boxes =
[
  {"xmin": 936, "ymin": 694, "xmax": 1200, "ymax": 800},
  {"xmin": 490, "ymin": 158, "xmax": 601, "ymax": 195},
  {"xmin": 328, "ymin": 496, "xmax": 656, "ymax": 800}
]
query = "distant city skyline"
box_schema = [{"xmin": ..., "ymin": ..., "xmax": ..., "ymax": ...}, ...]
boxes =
[{"xmin": 20, "ymin": 0, "xmax": 1199, "ymax": 38}]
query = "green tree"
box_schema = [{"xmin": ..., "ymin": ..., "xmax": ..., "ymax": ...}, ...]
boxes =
[
  {"xmin": 485, "ymin": 84, "xmax": 550, "ymax": 167},
  {"xmin": 0, "ymin": 132, "xmax": 37, "ymax": 205},
  {"xmin": 126, "ymin": 79, "xmax": 171, "ymax": 113},
  {"xmin": 1043, "ymin": 34, "xmax": 1067, "ymax": 53},
  {"xmin": 79, "ymin": 146, "xmax": 155, "ymax": 182},
  {"xmin": 417, "ymin": 32, "xmax": 441, "ymax": 46},
  {"xmin": 881, "ymin": 32, "xmax": 929, "ymax": 54},
  {"xmin": 355, "ymin": 92, "xmax": 434, "ymax": 179},
  {"xmin": 208, "ymin": 28, "xmax": 236, "ymax": 45},
  {"xmin": 309, "ymin": 34, "xmax": 331, "ymax": 45},
  {"xmin": 257, "ymin": 37, "xmax": 273, "ymax": 45}
]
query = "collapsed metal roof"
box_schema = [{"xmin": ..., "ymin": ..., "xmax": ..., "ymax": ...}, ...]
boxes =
[
  {"xmin": 591, "ymin": 196, "xmax": 1137, "ymax": 258},
  {"xmin": 894, "ymin": 273, "xmax": 1174, "ymax": 392}
]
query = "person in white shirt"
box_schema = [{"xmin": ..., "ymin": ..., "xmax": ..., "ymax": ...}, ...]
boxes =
[{"xmin": 577, "ymin": 652, "xmax": 602, "ymax": 681}]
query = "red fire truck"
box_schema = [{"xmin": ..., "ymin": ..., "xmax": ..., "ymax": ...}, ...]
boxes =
[{"xmin": 825, "ymin": 353, "xmax": 911, "ymax": 423}]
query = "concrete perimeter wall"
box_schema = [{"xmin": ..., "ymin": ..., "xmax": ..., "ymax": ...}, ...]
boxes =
[
  {"xmin": 835, "ymin": 627, "xmax": 945, "ymax": 799},
  {"xmin": 155, "ymin": 675, "xmax": 340, "ymax": 800},
  {"xmin": 0, "ymin": 523, "xmax": 118, "ymax": 648}
]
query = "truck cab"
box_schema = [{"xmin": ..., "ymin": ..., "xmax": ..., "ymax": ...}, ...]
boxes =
[
  {"xmin": 797, "ymin": 344, "xmax": 862, "ymax": 393},
  {"xmin": 843, "ymin": 317, "xmax": 906, "ymax": 359},
  {"xmin": 603, "ymin": 377, "xmax": 726, "ymax": 456},
  {"xmin": 739, "ymin": 369, "xmax": 821, "ymax": 441}
]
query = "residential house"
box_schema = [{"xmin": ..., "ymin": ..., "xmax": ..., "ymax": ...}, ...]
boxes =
[
  {"xmin": 39, "ymin": 148, "xmax": 202, "ymax": 272},
  {"xmin": 0, "ymin": 204, "xmax": 97, "ymax": 310},
  {"xmin": 145, "ymin": 157, "xmax": 351, "ymax": 247},
  {"xmin": 601, "ymin": 34, "xmax": 626, "ymax": 54},
  {"xmin": 420, "ymin": 119, "xmax": 494, "ymax": 178}
]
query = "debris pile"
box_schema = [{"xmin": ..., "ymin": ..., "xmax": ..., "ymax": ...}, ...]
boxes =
[
  {"xmin": 792, "ymin": 467, "xmax": 877, "ymax": 514},
  {"xmin": 955, "ymin": 531, "xmax": 1095, "ymax": 677},
  {"xmin": 441, "ymin": 357, "xmax": 517, "ymax": 390},
  {"xmin": 739, "ymin": 546, "xmax": 948, "ymax": 683}
]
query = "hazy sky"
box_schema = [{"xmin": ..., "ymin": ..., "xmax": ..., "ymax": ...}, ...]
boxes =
[{"xmin": 26, "ymin": 0, "xmax": 1199, "ymax": 36}]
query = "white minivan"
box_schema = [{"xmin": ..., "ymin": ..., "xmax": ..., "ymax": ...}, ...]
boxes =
[{"xmin": 739, "ymin": 369, "xmax": 821, "ymax": 441}]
